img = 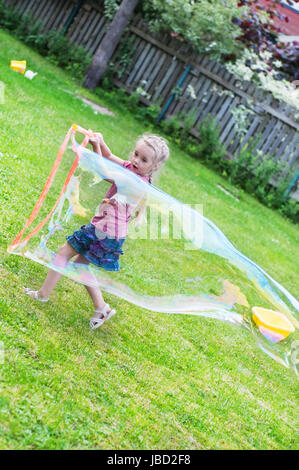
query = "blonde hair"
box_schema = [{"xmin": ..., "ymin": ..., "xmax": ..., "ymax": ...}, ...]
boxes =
[
  {"xmin": 134, "ymin": 134, "xmax": 170, "ymax": 225},
  {"xmin": 138, "ymin": 134, "xmax": 170, "ymax": 182}
]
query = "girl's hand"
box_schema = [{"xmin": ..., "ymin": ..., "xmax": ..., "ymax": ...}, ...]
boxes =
[
  {"xmin": 87, "ymin": 129, "xmax": 97, "ymax": 145},
  {"xmin": 88, "ymin": 130, "xmax": 102, "ymax": 154},
  {"xmin": 88, "ymin": 131, "xmax": 122, "ymax": 165},
  {"xmin": 93, "ymin": 132, "xmax": 104, "ymax": 145},
  {"xmin": 88, "ymin": 131, "xmax": 105, "ymax": 146}
]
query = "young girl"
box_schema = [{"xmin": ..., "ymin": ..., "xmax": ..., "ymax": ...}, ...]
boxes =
[{"xmin": 24, "ymin": 132, "xmax": 169, "ymax": 329}]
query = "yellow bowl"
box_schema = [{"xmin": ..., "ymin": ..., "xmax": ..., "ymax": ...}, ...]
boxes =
[{"xmin": 252, "ymin": 307, "xmax": 295, "ymax": 341}]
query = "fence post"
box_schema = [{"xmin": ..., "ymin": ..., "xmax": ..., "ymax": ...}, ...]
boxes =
[
  {"xmin": 62, "ymin": 0, "xmax": 85, "ymax": 36},
  {"xmin": 157, "ymin": 64, "xmax": 193, "ymax": 122},
  {"xmin": 283, "ymin": 169, "xmax": 299, "ymax": 199}
]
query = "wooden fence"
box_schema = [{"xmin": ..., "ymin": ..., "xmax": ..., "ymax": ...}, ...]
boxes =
[{"xmin": 4, "ymin": 0, "xmax": 299, "ymax": 199}]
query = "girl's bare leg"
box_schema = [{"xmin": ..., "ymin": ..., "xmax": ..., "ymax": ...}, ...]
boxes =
[
  {"xmin": 27, "ymin": 243, "xmax": 112, "ymax": 319},
  {"xmin": 38, "ymin": 242, "xmax": 78, "ymax": 299},
  {"xmin": 73, "ymin": 254, "xmax": 108, "ymax": 314}
]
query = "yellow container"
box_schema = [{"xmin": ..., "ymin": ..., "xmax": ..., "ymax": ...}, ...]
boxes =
[
  {"xmin": 252, "ymin": 306, "xmax": 295, "ymax": 341},
  {"xmin": 10, "ymin": 60, "xmax": 26, "ymax": 74}
]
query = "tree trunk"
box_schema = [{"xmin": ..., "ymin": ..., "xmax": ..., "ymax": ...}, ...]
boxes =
[{"xmin": 83, "ymin": 0, "xmax": 139, "ymax": 90}]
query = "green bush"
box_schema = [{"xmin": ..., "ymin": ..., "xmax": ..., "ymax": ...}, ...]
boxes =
[
  {"xmin": 0, "ymin": 1, "xmax": 90, "ymax": 78},
  {"xmin": 113, "ymin": 35, "xmax": 136, "ymax": 80},
  {"xmin": 160, "ymin": 113, "xmax": 182, "ymax": 139},
  {"xmin": 192, "ymin": 116, "xmax": 227, "ymax": 170}
]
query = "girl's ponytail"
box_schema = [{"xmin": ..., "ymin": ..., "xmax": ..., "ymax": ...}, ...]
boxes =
[
  {"xmin": 133, "ymin": 134, "xmax": 170, "ymax": 227},
  {"xmin": 142, "ymin": 134, "xmax": 169, "ymax": 175}
]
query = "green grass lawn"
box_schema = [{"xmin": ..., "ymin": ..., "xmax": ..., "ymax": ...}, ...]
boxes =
[{"xmin": 0, "ymin": 30, "xmax": 298, "ymax": 450}]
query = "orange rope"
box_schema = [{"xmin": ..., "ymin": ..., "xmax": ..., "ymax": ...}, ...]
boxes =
[{"xmin": 8, "ymin": 125, "xmax": 91, "ymax": 251}]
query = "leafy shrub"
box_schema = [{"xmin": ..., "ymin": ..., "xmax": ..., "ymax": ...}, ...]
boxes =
[
  {"xmin": 192, "ymin": 116, "xmax": 227, "ymax": 170},
  {"xmin": 227, "ymin": 143, "xmax": 298, "ymax": 222},
  {"xmin": 112, "ymin": 35, "xmax": 136, "ymax": 80},
  {"xmin": 160, "ymin": 113, "xmax": 182, "ymax": 139}
]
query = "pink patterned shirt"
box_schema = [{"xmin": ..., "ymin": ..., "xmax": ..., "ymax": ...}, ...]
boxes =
[{"xmin": 91, "ymin": 161, "xmax": 149, "ymax": 239}]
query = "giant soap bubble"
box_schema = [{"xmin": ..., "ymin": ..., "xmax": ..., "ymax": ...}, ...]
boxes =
[{"xmin": 8, "ymin": 125, "xmax": 298, "ymax": 374}]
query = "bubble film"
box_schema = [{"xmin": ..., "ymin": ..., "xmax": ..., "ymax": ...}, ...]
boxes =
[{"xmin": 8, "ymin": 126, "xmax": 298, "ymax": 374}]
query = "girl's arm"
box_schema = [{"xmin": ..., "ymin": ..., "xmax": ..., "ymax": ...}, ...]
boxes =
[
  {"xmin": 90, "ymin": 132, "xmax": 125, "ymax": 166},
  {"xmin": 88, "ymin": 132, "xmax": 124, "ymax": 185}
]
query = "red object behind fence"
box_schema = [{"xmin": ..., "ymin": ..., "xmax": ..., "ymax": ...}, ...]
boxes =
[{"xmin": 256, "ymin": 0, "xmax": 299, "ymax": 36}]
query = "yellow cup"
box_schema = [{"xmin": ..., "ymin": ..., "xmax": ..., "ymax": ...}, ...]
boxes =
[{"xmin": 10, "ymin": 60, "xmax": 26, "ymax": 74}]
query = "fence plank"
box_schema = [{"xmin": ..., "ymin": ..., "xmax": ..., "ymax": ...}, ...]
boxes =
[
  {"xmin": 266, "ymin": 125, "xmax": 289, "ymax": 160},
  {"xmin": 146, "ymin": 50, "xmax": 167, "ymax": 96},
  {"xmin": 195, "ymin": 63, "xmax": 224, "ymax": 121},
  {"xmin": 83, "ymin": 10, "xmax": 103, "ymax": 51},
  {"xmin": 76, "ymin": 8, "xmax": 95, "ymax": 46},
  {"xmin": 68, "ymin": 5, "xmax": 89, "ymax": 43},
  {"xmin": 280, "ymin": 132, "xmax": 299, "ymax": 164},
  {"xmin": 142, "ymin": 48, "xmax": 164, "ymax": 93},
  {"xmin": 198, "ymin": 71, "xmax": 223, "ymax": 121},
  {"xmin": 21, "ymin": 0, "xmax": 36, "ymax": 14},
  {"xmin": 273, "ymin": 128, "xmax": 296, "ymax": 162},
  {"xmin": 33, "ymin": 0, "xmax": 49, "ymax": 23},
  {"xmin": 42, "ymin": 1, "xmax": 60, "ymax": 30},
  {"xmin": 52, "ymin": 0, "xmax": 77, "ymax": 32},
  {"xmin": 88, "ymin": 16, "xmax": 107, "ymax": 55},
  {"xmin": 45, "ymin": 0, "xmax": 66, "ymax": 31},
  {"xmin": 161, "ymin": 63, "xmax": 185, "ymax": 108},
  {"xmin": 220, "ymin": 97, "xmax": 242, "ymax": 147},
  {"xmin": 152, "ymin": 57, "xmax": 178, "ymax": 102},
  {"xmin": 132, "ymin": 43, "xmax": 155, "ymax": 87},
  {"xmin": 260, "ymin": 119, "xmax": 284, "ymax": 156}
]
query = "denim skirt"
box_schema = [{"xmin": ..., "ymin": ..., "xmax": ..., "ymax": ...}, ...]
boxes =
[{"xmin": 67, "ymin": 223, "xmax": 125, "ymax": 271}]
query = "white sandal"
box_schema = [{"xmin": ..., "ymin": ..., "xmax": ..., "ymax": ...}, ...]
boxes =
[
  {"xmin": 89, "ymin": 303, "xmax": 116, "ymax": 330},
  {"xmin": 23, "ymin": 287, "xmax": 49, "ymax": 303}
]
